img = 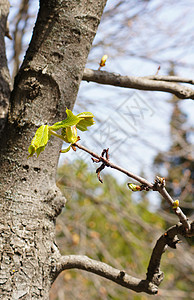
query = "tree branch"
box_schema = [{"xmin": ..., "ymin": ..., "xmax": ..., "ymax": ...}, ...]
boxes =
[
  {"xmin": 55, "ymin": 254, "xmax": 158, "ymax": 295},
  {"xmin": 73, "ymin": 143, "xmax": 192, "ymax": 231},
  {"xmin": 74, "ymin": 143, "xmax": 153, "ymax": 188},
  {"xmin": 146, "ymin": 222, "xmax": 194, "ymax": 284},
  {"xmin": 83, "ymin": 68, "xmax": 194, "ymax": 100},
  {"xmin": 12, "ymin": 0, "xmax": 30, "ymax": 79},
  {"xmin": 143, "ymin": 75, "xmax": 194, "ymax": 84},
  {"xmin": 0, "ymin": 0, "xmax": 11, "ymax": 135},
  {"xmin": 54, "ymin": 223, "xmax": 193, "ymax": 294}
]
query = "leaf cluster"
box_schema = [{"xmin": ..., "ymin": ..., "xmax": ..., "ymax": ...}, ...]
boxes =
[{"xmin": 28, "ymin": 109, "xmax": 95, "ymax": 157}]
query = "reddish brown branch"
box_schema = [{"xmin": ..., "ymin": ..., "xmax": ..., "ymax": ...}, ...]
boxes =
[
  {"xmin": 73, "ymin": 142, "xmax": 192, "ymax": 231},
  {"xmin": 74, "ymin": 143, "xmax": 153, "ymax": 188}
]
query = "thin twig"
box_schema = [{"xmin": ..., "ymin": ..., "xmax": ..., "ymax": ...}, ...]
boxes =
[
  {"xmin": 73, "ymin": 142, "xmax": 191, "ymax": 231},
  {"xmin": 74, "ymin": 143, "xmax": 153, "ymax": 188},
  {"xmin": 143, "ymin": 75, "xmax": 194, "ymax": 84}
]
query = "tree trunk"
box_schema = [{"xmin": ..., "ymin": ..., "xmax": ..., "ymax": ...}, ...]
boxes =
[{"xmin": 0, "ymin": 0, "xmax": 107, "ymax": 298}]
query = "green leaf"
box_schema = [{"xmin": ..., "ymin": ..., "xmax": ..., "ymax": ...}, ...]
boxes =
[
  {"xmin": 28, "ymin": 109, "xmax": 95, "ymax": 158},
  {"xmin": 76, "ymin": 112, "xmax": 94, "ymax": 118},
  {"xmin": 28, "ymin": 145, "xmax": 36, "ymax": 158},
  {"xmin": 60, "ymin": 145, "xmax": 71, "ymax": 153},
  {"xmin": 50, "ymin": 109, "xmax": 83, "ymax": 131},
  {"xmin": 36, "ymin": 145, "xmax": 47, "ymax": 157},
  {"xmin": 76, "ymin": 112, "xmax": 95, "ymax": 131},
  {"xmin": 28, "ymin": 125, "xmax": 50, "ymax": 157},
  {"xmin": 65, "ymin": 126, "xmax": 78, "ymax": 144},
  {"xmin": 50, "ymin": 109, "xmax": 95, "ymax": 132}
]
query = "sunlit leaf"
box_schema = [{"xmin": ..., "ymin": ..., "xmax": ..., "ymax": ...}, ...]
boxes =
[
  {"xmin": 66, "ymin": 125, "xmax": 78, "ymax": 143},
  {"xmin": 28, "ymin": 109, "xmax": 95, "ymax": 158},
  {"xmin": 28, "ymin": 145, "xmax": 36, "ymax": 158},
  {"xmin": 76, "ymin": 112, "xmax": 95, "ymax": 131},
  {"xmin": 28, "ymin": 125, "xmax": 50, "ymax": 157},
  {"xmin": 50, "ymin": 109, "xmax": 83, "ymax": 131},
  {"xmin": 60, "ymin": 145, "xmax": 71, "ymax": 153}
]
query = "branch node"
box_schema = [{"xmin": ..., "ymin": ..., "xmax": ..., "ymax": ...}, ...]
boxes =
[
  {"xmin": 91, "ymin": 157, "xmax": 100, "ymax": 163},
  {"xmin": 152, "ymin": 271, "xmax": 164, "ymax": 286},
  {"xmin": 153, "ymin": 176, "xmax": 165, "ymax": 190},
  {"xmin": 118, "ymin": 270, "xmax": 125, "ymax": 279},
  {"xmin": 140, "ymin": 184, "xmax": 150, "ymax": 191},
  {"xmin": 164, "ymin": 232, "xmax": 180, "ymax": 249}
]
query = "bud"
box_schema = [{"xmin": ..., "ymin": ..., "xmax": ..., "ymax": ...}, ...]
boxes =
[
  {"xmin": 99, "ymin": 54, "xmax": 108, "ymax": 67},
  {"xmin": 172, "ymin": 199, "xmax": 179, "ymax": 209},
  {"xmin": 127, "ymin": 183, "xmax": 141, "ymax": 192}
]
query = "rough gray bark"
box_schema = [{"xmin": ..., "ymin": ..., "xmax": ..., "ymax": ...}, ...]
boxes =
[{"xmin": 0, "ymin": 0, "xmax": 107, "ymax": 298}]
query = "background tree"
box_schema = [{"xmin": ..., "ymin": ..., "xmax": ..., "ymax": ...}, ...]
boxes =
[
  {"xmin": 0, "ymin": 0, "xmax": 193, "ymax": 299},
  {"xmin": 154, "ymin": 92, "xmax": 194, "ymax": 251},
  {"xmin": 154, "ymin": 98, "xmax": 193, "ymax": 215}
]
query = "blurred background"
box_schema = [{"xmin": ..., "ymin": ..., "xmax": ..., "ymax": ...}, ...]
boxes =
[{"xmin": 5, "ymin": 0, "xmax": 194, "ymax": 299}]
